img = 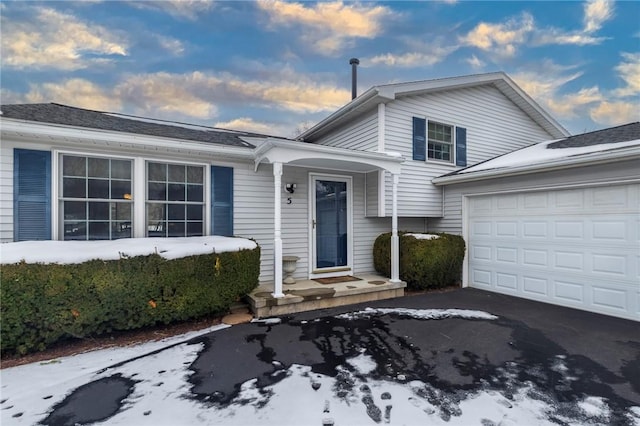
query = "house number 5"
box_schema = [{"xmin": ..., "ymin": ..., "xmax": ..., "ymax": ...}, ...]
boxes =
[{"xmin": 287, "ymin": 197, "xmax": 292, "ymax": 204}]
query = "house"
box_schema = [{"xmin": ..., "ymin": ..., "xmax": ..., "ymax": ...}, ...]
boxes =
[
  {"xmin": 5, "ymin": 72, "xmax": 635, "ymax": 320},
  {"xmin": 431, "ymin": 122, "xmax": 640, "ymax": 321}
]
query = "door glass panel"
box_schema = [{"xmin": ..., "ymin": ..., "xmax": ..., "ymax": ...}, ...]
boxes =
[{"xmin": 316, "ymin": 180, "xmax": 347, "ymax": 268}]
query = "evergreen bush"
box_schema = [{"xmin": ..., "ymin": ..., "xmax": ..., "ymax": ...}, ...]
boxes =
[
  {"xmin": 373, "ymin": 232, "xmax": 465, "ymax": 290},
  {"xmin": 1, "ymin": 246, "xmax": 260, "ymax": 355}
]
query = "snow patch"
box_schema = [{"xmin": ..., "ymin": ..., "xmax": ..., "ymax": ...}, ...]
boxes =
[
  {"xmin": 1, "ymin": 236, "xmax": 257, "ymax": 265},
  {"xmin": 406, "ymin": 233, "xmax": 440, "ymax": 240},
  {"xmin": 338, "ymin": 307, "xmax": 498, "ymax": 321}
]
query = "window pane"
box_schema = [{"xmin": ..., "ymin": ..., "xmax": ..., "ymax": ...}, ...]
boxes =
[
  {"xmin": 89, "ymin": 222, "xmax": 110, "ymax": 240},
  {"xmin": 113, "ymin": 222, "xmax": 131, "ymax": 239},
  {"xmin": 89, "ymin": 202, "xmax": 110, "ymax": 220},
  {"xmin": 148, "ymin": 162, "xmax": 166, "ymax": 182},
  {"xmin": 113, "ymin": 202, "xmax": 131, "ymax": 221},
  {"xmin": 187, "ymin": 184, "xmax": 203, "ymax": 202},
  {"xmin": 88, "ymin": 179, "xmax": 109, "ymax": 199},
  {"xmin": 168, "ymin": 204, "xmax": 185, "ymax": 220},
  {"xmin": 63, "ymin": 156, "xmax": 85, "ymax": 177},
  {"xmin": 111, "ymin": 160, "xmax": 131, "ymax": 180},
  {"xmin": 111, "ymin": 180, "xmax": 132, "ymax": 199},
  {"xmin": 187, "ymin": 166, "xmax": 203, "ymax": 183},
  {"xmin": 64, "ymin": 177, "xmax": 86, "ymax": 198},
  {"xmin": 168, "ymin": 183, "xmax": 185, "ymax": 201},
  {"xmin": 148, "ymin": 182, "xmax": 166, "ymax": 200},
  {"xmin": 168, "ymin": 164, "xmax": 185, "ymax": 182},
  {"xmin": 168, "ymin": 222, "xmax": 185, "ymax": 237},
  {"xmin": 187, "ymin": 204, "xmax": 203, "ymax": 221},
  {"xmin": 88, "ymin": 158, "xmax": 109, "ymax": 178},
  {"xmin": 187, "ymin": 222, "xmax": 203, "ymax": 236},
  {"xmin": 64, "ymin": 201, "xmax": 86, "ymax": 220},
  {"xmin": 64, "ymin": 222, "xmax": 86, "ymax": 240}
]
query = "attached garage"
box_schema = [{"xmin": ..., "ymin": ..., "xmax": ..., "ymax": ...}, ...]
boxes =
[
  {"xmin": 432, "ymin": 123, "xmax": 640, "ymax": 321},
  {"xmin": 466, "ymin": 183, "xmax": 638, "ymax": 320}
]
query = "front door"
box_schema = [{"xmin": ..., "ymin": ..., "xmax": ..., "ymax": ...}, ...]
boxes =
[{"xmin": 310, "ymin": 174, "xmax": 352, "ymax": 276}]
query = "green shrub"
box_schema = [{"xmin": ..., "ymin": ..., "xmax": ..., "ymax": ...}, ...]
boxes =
[
  {"xmin": 374, "ymin": 232, "xmax": 465, "ymax": 290},
  {"xmin": 1, "ymin": 247, "xmax": 260, "ymax": 355}
]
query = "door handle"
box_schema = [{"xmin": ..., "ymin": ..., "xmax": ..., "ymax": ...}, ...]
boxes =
[{"xmin": 312, "ymin": 219, "xmax": 316, "ymax": 229}]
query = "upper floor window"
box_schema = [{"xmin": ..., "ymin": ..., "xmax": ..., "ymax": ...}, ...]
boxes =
[
  {"xmin": 412, "ymin": 117, "xmax": 467, "ymax": 167},
  {"xmin": 428, "ymin": 121, "xmax": 453, "ymax": 163},
  {"xmin": 60, "ymin": 155, "xmax": 133, "ymax": 240}
]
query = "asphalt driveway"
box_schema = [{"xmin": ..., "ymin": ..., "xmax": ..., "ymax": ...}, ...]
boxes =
[{"xmin": 3, "ymin": 288, "xmax": 639, "ymax": 425}]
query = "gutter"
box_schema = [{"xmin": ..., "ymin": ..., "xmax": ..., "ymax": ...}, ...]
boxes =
[
  {"xmin": 432, "ymin": 146, "xmax": 640, "ymax": 186},
  {"xmin": 0, "ymin": 118, "xmax": 255, "ymax": 160}
]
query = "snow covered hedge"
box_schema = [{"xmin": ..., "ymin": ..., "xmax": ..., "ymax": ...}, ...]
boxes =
[
  {"xmin": 373, "ymin": 232, "xmax": 465, "ymax": 290},
  {"xmin": 1, "ymin": 237, "xmax": 260, "ymax": 355}
]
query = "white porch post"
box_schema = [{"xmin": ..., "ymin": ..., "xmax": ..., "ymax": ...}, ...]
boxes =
[
  {"xmin": 272, "ymin": 162, "xmax": 285, "ymax": 298},
  {"xmin": 390, "ymin": 173, "xmax": 400, "ymax": 283}
]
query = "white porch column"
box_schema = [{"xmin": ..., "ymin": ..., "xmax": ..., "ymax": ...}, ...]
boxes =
[
  {"xmin": 272, "ymin": 162, "xmax": 285, "ymax": 298},
  {"xmin": 390, "ymin": 173, "xmax": 401, "ymax": 283}
]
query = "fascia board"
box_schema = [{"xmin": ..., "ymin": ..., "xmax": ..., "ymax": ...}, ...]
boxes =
[
  {"xmin": 432, "ymin": 146, "xmax": 640, "ymax": 186},
  {"xmin": 0, "ymin": 118, "xmax": 255, "ymax": 159}
]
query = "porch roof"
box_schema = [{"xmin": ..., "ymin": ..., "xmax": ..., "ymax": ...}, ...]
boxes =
[{"xmin": 253, "ymin": 137, "xmax": 404, "ymax": 175}]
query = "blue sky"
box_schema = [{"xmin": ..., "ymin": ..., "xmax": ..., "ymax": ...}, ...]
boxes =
[{"xmin": 1, "ymin": 0, "xmax": 638, "ymax": 137}]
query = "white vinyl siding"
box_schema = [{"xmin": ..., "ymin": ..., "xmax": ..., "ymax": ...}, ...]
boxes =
[
  {"xmin": 429, "ymin": 159, "xmax": 640, "ymax": 236},
  {"xmin": 0, "ymin": 142, "xmax": 14, "ymax": 242},
  {"xmin": 312, "ymin": 109, "xmax": 379, "ymax": 151},
  {"xmin": 382, "ymin": 85, "xmax": 555, "ymax": 217}
]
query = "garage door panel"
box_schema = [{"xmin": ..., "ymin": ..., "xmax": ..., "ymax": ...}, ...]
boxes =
[{"xmin": 467, "ymin": 183, "xmax": 639, "ymax": 321}]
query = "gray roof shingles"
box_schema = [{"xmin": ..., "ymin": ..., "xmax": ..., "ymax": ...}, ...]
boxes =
[
  {"xmin": 0, "ymin": 103, "xmax": 271, "ymax": 148},
  {"xmin": 547, "ymin": 122, "xmax": 640, "ymax": 149}
]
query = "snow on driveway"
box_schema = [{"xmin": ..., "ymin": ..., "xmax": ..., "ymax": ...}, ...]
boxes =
[{"xmin": 2, "ymin": 308, "xmax": 639, "ymax": 426}]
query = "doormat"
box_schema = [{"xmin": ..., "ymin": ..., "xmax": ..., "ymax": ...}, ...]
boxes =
[{"xmin": 313, "ymin": 276, "xmax": 361, "ymax": 285}]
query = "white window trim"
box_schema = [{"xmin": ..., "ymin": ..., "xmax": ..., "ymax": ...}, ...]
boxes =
[
  {"xmin": 426, "ymin": 120, "xmax": 456, "ymax": 165},
  {"xmin": 53, "ymin": 150, "xmax": 211, "ymax": 240}
]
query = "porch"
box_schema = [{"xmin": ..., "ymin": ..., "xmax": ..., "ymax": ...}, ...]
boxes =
[{"xmin": 247, "ymin": 273, "xmax": 406, "ymax": 318}]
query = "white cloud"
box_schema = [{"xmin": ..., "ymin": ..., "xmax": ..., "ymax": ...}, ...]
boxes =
[
  {"xmin": 21, "ymin": 79, "xmax": 122, "ymax": 111},
  {"xmin": 547, "ymin": 87, "xmax": 604, "ymax": 119},
  {"xmin": 257, "ymin": 1, "xmax": 393, "ymax": 55},
  {"xmin": 128, "ymin": 0, "xmax": 215, "ymax": 20},
  {"xmin": 214, "ymin": 117, "xmax": 292, "ymax": 137},
  {"xmin": 466, "ymin": 54, "xmax": 486, "ymax": 70},
  {"xmin": 613, "ymin": 52, "xmax": 640, "ymax": 97},
  {"xmin": 155, "ymin": 35, "xmax": 185, "ymax": 55},
  {"xmin": 460, "ymin": 12, "xmax": 534, "ymax": 58},
  {"xmin": 0, "ymin": 7, "xmax": 127, "ymax": 70},
  {"xmin": 368, "ymin": 39, "xmax": 457, "ymax": 68},
  {"xmin": 584, "ymin": 0, "xmax": 614, "ymax": 33},
  {"xmin": 590, "ymin": 101, "xmax": 638, "ymax": 126}
]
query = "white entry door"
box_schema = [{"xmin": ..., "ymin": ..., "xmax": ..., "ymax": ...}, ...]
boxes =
[
  {"xmin": 310, "ymin": 174, "xmax": 352, "ymax": 277},
  {"xmin": 466, "ymin": 183, "xmax": 639, "ymax": 321}
]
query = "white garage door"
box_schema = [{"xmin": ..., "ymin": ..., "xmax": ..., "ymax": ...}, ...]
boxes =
[{"xmin": 467, "ymin": 183, "xmax": 639, "ymax": 321}]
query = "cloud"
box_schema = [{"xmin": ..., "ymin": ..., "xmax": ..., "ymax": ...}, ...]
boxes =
[
  {"xmin": 460, "ymin": 12, "xmax": 534, "ymax": 58},
  {"xmin": 155, "ymin": 35, "xmax": 185, "ymax": 55},
  {"xmin": 115, "ymin": 73, "xmax": 218, "ymax": 119},
  {"xmin": 214, "ymin": 117, "xmax": 290, "ymax": 137},
  {"xmin": 589, "ymin": 101, "xmax": 638, "ymax": 126},
  {"xmin": 1, "ymin": 7, "xmax": 127, "ymax": 70},
  {"xmin": 128, "ymin": 0, "xmax": 214, "ymax": 20},
  {"xmin": 613, "ymin": 52, "xmax": 640, "ymax": 97},
  {"xmin": 546, "ymin": 87, "xmax": 604, "ymax": 118},
  {"xmin": 466, "ymin": 54, "xmax": 486, "ymax": 70},
  {"xmin": 21, "ymin": 79, "xmax": 122, "ymax": 111},
  {"xmin": 368, "ymin": 39, "xmax": 458, "ymax": 68},
  {"xmin": 534, "ymin": 0, "xmax": 613, "ymax": 46},
  {"xmin": 257, "ymin": 1, "xmax": 393, "ymax": 55},
  {"xmin": 584, "ymin": 0, "xmax": 614, "ymax": 33}
]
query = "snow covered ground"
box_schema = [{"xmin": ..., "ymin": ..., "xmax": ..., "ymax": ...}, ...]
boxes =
[{"xmin": 2, "ymin": 307, "xmax": 638, "ymax": 426}]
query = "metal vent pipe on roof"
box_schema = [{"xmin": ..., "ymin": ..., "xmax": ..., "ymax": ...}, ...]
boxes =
[{"xmin": 349, "ymin": 58, "xmax": 359, "ymax": 100}]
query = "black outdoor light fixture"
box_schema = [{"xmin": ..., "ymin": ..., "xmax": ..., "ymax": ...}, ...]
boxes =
[{"xmin": 285, "ymin": 183, "xmax": 296, "ymax": 194}]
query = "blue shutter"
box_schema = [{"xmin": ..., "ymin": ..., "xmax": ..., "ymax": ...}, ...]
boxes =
[
  {"xmin": 412, "ymin": 117, "xmax": 426, "ymax": 161},
  {"xmin": 13, "ymin": 149, "xmax": 51, "ymax": 241},
  {"xmin": 455, "ymin": 127, "xmax": 467, "ymax": 167},
  {"xmin": 211, "ymin": 166, "xmax": 233, "ymax": 236}
]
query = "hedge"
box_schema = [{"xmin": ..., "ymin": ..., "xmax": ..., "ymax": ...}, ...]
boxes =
[
  {"xmin": 374, "ymin": 232, "xmax": 465, "ymax": 290},
  {"xmin": 1, "ymin": 247, "xmax": 260, "ymax": 355}
]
